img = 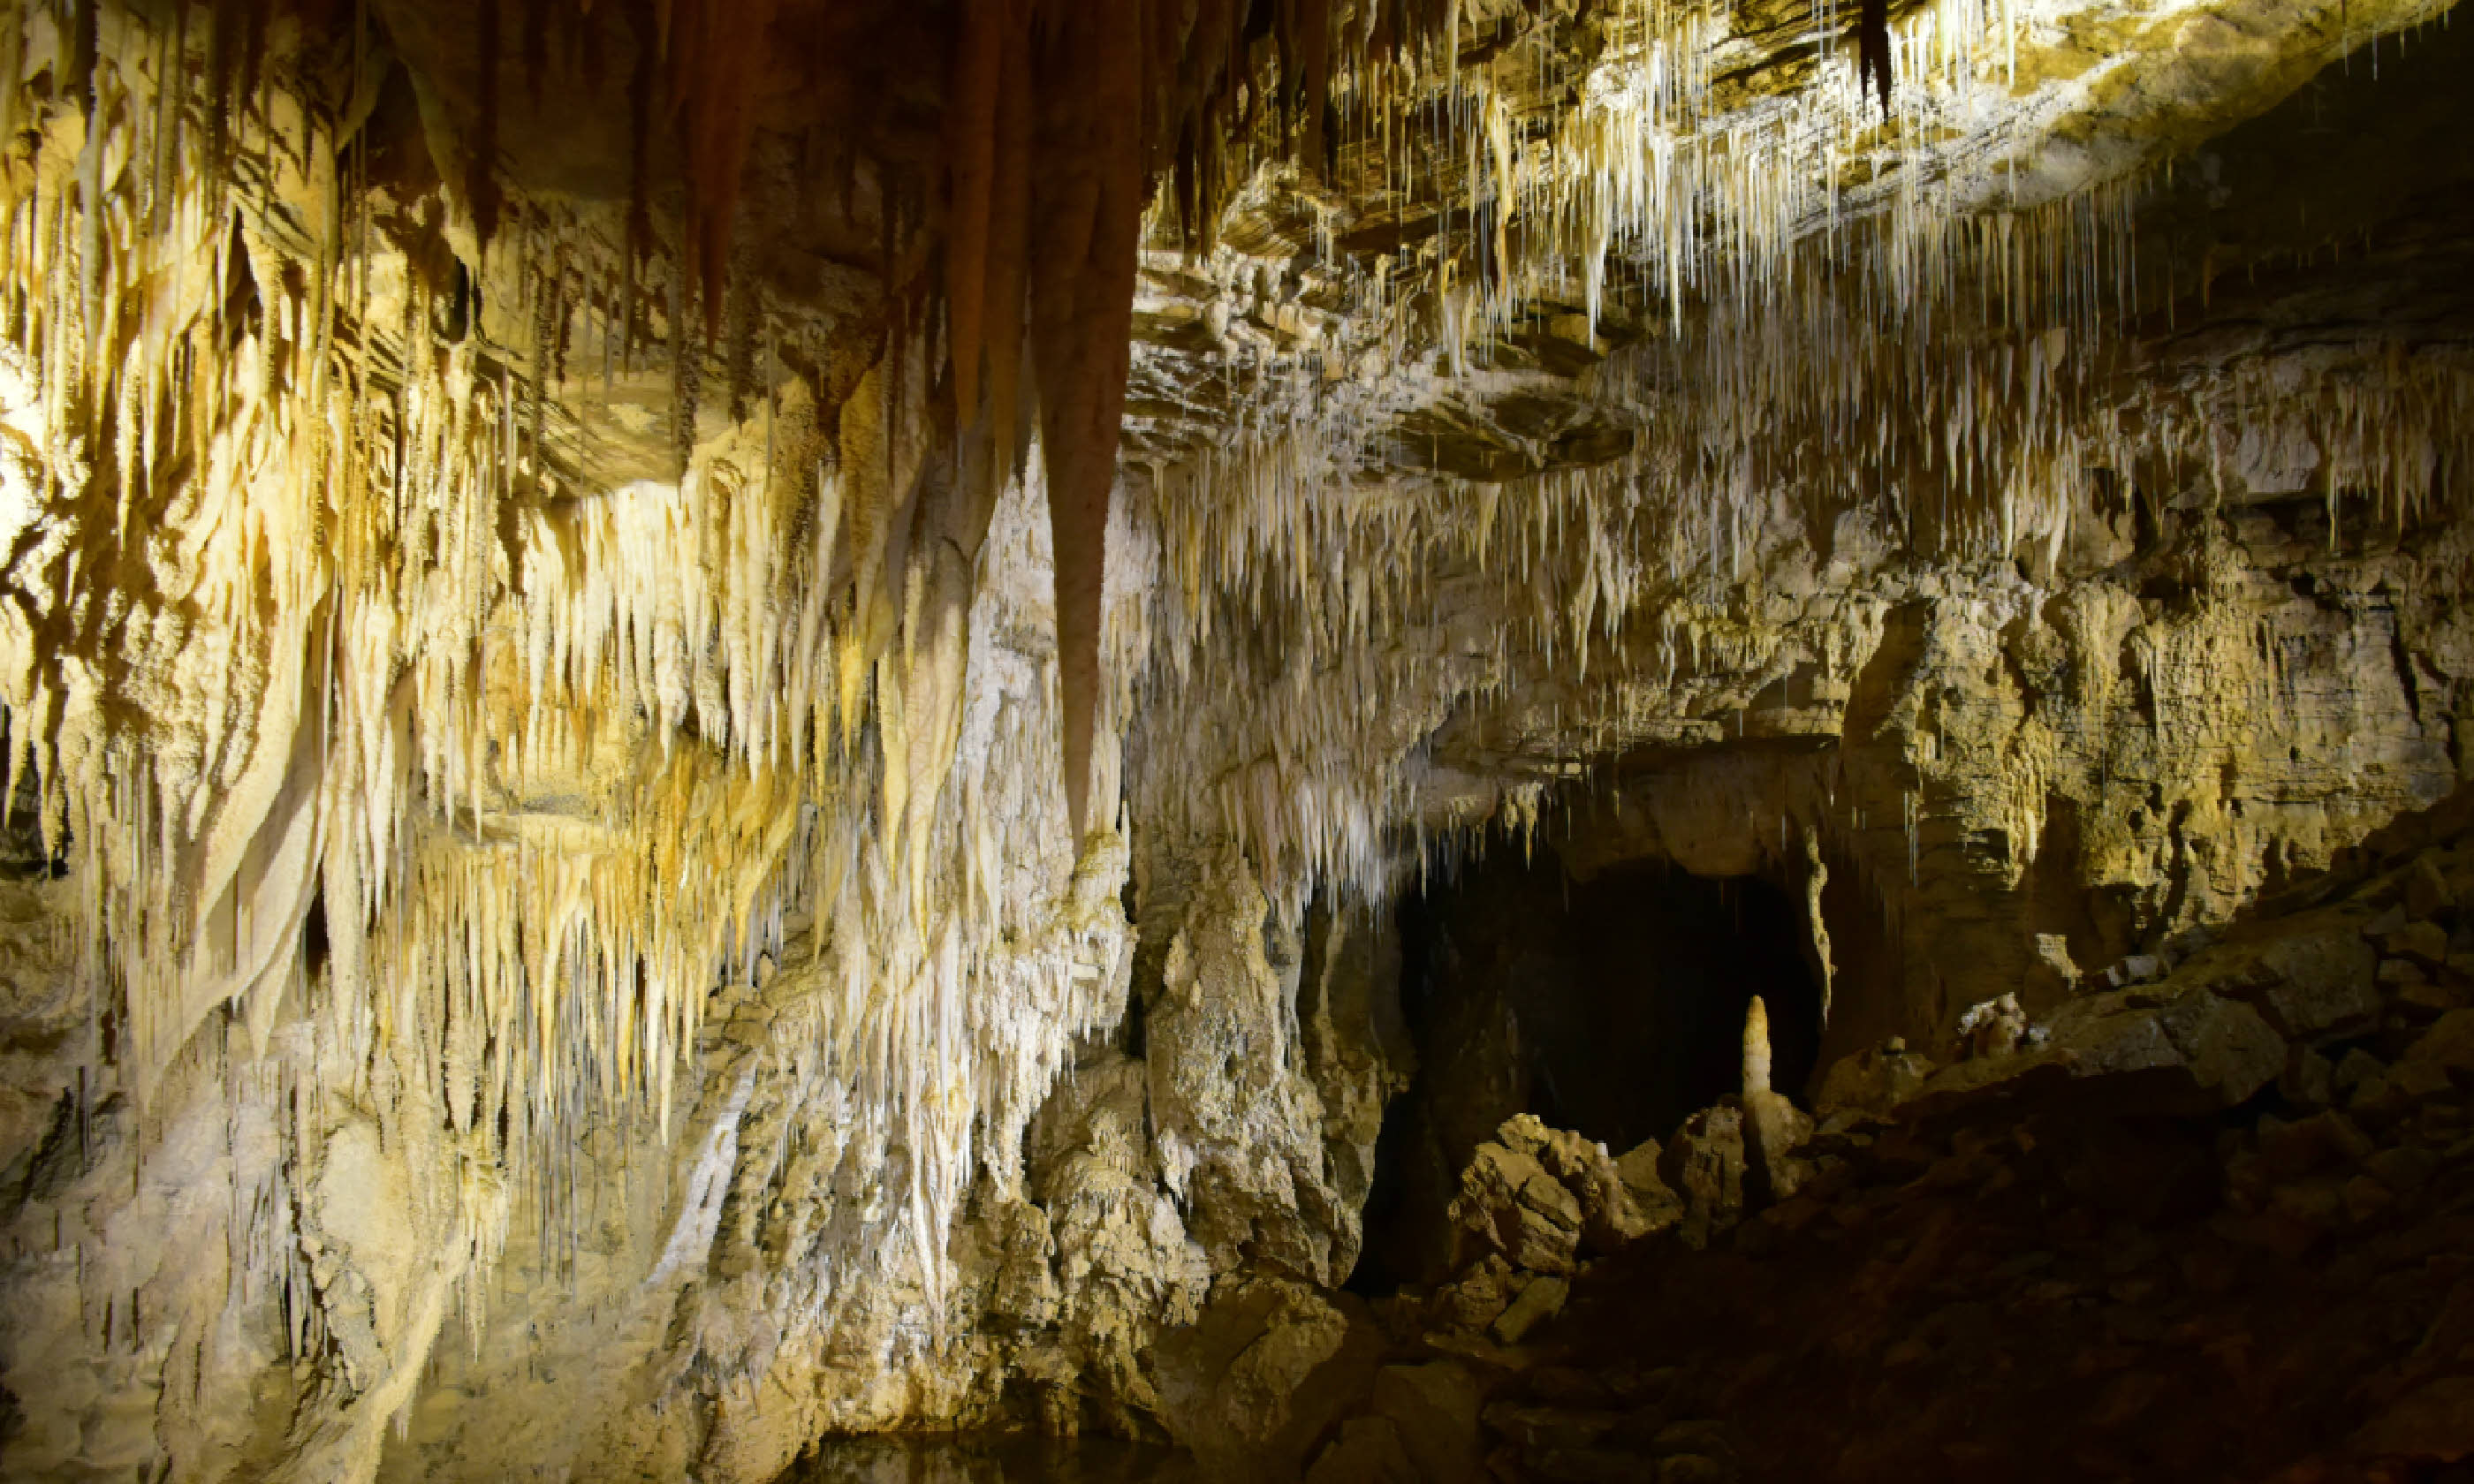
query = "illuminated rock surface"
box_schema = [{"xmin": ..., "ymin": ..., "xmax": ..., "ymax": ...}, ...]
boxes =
[{"xmin": 0, "ymin": 0, "xmax": 2470, "ymax": 1479}]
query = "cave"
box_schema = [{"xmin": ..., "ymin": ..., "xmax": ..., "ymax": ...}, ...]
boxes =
[
  {"xmin": 7, "ymin": 1, "xmax": 2474, "ymax": 1480},
  {"xmin": 1353, "ymin": 845, "xmax": 1827, "ymax": 1291},
  {"xmin": 1403, "ymin": 853, "xmax": 1826, "ymax": 1147}
]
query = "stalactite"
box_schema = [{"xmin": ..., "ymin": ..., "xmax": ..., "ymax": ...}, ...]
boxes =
[
  {"xmin": 944, "ymin": 0, "xmax": 1004, "ymax": 431},
  {"xmin": 666, "ymin": 0, "xmax": 780, "ymax": 343},
  {"xmin": 473, "ymin": 0, "xmax": 504, "ymax": 251},
  {"xmin": 1025, "ymin": 0, "xmax": 1147, "ymax": 838},
  {"xmin": 984, "ymin": 5, "xmax": 1034, "ymax": 477}
]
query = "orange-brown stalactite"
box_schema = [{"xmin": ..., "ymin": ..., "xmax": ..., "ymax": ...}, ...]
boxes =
[
  {"xmin": 985, "ymin": 2, "xmax": 1034, "ymax": 477},
  {"xmin": 204, "ymin": 0, "xmax": 238, "ymax": 193},
  {"xmin": 475, "ymin": 0, "xmax": 505, "ymax": 248},
  {"xmin": 1298, "ymin": 0, "xmax": 1332, "ymax": 176},
  {"xmin": 667, "ymin": 0, "xmax": 779, "ymax": 343},
  {"xmin": 944, "ymin": 0, "xmax": 1005, "ymax": 427},
  {"xmin": 922, "ymin": 0, "xmax": 1457, "ymax": 830},
  {"xmin": 625, "ymin": 0, "xmax": 654, "ymax": 307},
  {"xmin": 1027, "ymin": 0, "xmax": 1145, "ymax": 838}
]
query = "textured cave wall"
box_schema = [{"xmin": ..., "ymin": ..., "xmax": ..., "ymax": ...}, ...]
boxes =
[
  {"xmin": 0, "ymin": 4, "xmax": 1135, "ymax": 1476},
  {"xmin": 0, "ymin": 465, "xmax": 1145, "ymax": 1484},
  {"xmin": 356, "ymin": 832, "xmax": 1412, "ymax": 1483}
]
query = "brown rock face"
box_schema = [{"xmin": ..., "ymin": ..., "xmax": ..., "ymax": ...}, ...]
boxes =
[
  {"xmin": 1452, "ymin": 1136, "xmax": 1590, "ymax": 1275},
  {"xmin": 1448, "ymin": 1114, "xmax": 1683, "ymax": 1275},
  {"xmin": 1663, "ymin": 1108, "xmax": 1750, "ymax": 1252},
  {"xmin": 1416, "ymin": 806, "xmax": 2474, "ymax": 1484}
]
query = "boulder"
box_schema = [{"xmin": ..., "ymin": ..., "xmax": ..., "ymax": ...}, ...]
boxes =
[
  {"xmin": 1514, "ymin": 1116, "xmax": 1681, "ymax": 1251},
  {"xmin": 2189, "ymin": 914, "xmax": 2380, "ymax": 1041},
  {"xmin": 2386, "ymin": 919, "xmax": 2453, "ymax": 971},
  {"xmin": 1451, "ymin": 1115, "xmax": 1679, "ymax": 1272},
  {"xmin": 1815, "ymin": 1039, "xmax": 1937, "ymax": 1118},
  {"xmin": 1954, "ymin": 994, "xmax": 2029, "ymax": 1057},
  {"xmin": 2354, "ymin": 1377, "xmax": 2474, "ymax": 1461},
  {"xmin": 1153, "ymin": 1277, "xmax": 1386, "ymax": 1479},
  {"xmin": 1370, "ymin": 1361, "xmax": 1484, "ymax": 1484},
  {"xmin": 1432, "ymin": 1254, "xmax": 1518, "ymax": 1335},
  {"xmin": 1483, "ymin": 1401, "xmax": 1620, "ymax": 1450},
  {"xmin": 1742, "ymin": 1088, "xmax": 1814, "ymax": 1201},
  {"xmin": 1492, "ymin": 1275, "xmax": 1571, "ymax": 1345},
  {"xmin": 2407, "ymin": 855, "xmax": 2458, "ymax": 920},
  {"xmin": 2333, "ymin": 1048, "xmax": 2387, "ymax": 1099},
  {"xmin": 1450, "ymin": 1139, "xmax": 1585, "ymax": 1273},
  {"xmin": 1305, "ymin": 1416, "xmax": 1421, "ymax": 1484},
  {"xmin": 1613, "ymin": 1140, "xmax": 1688, "ymax": 1233},
  {"xmin": 2252, "ymin": 1110, "xmax": 2374, "ymax": 1181},
  {"xmin": 1659, "ymin": 1104, "xmax": 1747, "ymax": 1249},
  {"xmin": 1902, "ymin": 984, "xmax": 2284, "ymax": 1118},
  {"xmin": 2400, "ymin": 1008, "xmax": 2474, "ymax": 1081}
]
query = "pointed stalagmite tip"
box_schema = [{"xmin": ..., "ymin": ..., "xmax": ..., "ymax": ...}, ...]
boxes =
[{"xmin": 1744, "ymin": 996, "xmax": 1773, "ymax": 1096}]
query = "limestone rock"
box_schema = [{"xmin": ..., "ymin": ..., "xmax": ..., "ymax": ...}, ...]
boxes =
[
  {"xmin": 1815, "ymin": 1040, "xmax": 1939, "ymax": 1119},
  {"xmin": 1451, "ymin": 1115, "xmax": 1680, "ymax": 1275},
  {"xmin": 1432, "ymin": 1255, "xmax": 1522, "ymax": 1336},
  {"xmin": 1153, "ymin": 1277, "xmax": 1385, "ymax": 1480},
  {"xmin": 1904, "ymin": 985, "xmax": 2285, "ymax": 1117},
  {"xmin": 2398, "ymin": 1009, "xmax": 2474, "ymax": 1082},
  {"xmin": 1660, "ymin": 1105, "xmax": 1748, "ymax": 1250},
  {"xmin": 1954, "ymin": 995, "xmax": 2030, "ymax": 1059},
  {"xmin": 2354, "ymin": 1377, "xmax": 2474, "ymax": 1461},
  {"xmin": 1298, "ymin": 905, "xmax": 1417, "ymax": 1272},
  {"xmin": 2186, "ymin": 914, "xmax": 2381, "ymax": 1042},
  {"xmin": 1742, "ymin": 1089, "xmax": 1816, "ymax": 1202},
  {"xmin": 1305, "ymin": 1416, "xmax": 1421, "ymax": 1484},
  {"xmin": 1370, "ymin": 1361, "xmax": 1485, "ymax": 1484},
  {"xmin": 1450, "ymin": 1136, "xmax": 1587, "ymax": 1274},
  {"xmin": 1613, "ymin": 1140, "xmax": 1689, "ymax": 1234},
  {"xmin": 1144, "ymin": 845, "xmax": 1358, "ymax": 1286},
  {"xmin": 1493, "ymin": 1275, "xmax": 1572, "ymax": 1345}
]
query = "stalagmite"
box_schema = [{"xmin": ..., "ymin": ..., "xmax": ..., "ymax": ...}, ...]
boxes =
[{"xmin": 1743, "ymin": 995, "xmax": 1773, "ymax": 1096}]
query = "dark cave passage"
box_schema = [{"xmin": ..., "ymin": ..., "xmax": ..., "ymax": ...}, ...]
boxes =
[{"xmin": 1350, "ymin": 844, "xmax": 1825, "ymax": 1291}]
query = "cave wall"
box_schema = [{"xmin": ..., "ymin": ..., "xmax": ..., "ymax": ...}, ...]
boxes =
[
  {"xmin": 1537, "ymin": 483, "xmax": 2470, "ymax": 1069},
  {"xmin": 359, "ymin": 834, "xmax": 1414, "ymax": 1482}
]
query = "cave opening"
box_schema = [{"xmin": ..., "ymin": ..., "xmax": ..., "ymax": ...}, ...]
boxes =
[{"xmin": 1350, "ymin": 843, "xmax": 1825, "ymax": 1292}]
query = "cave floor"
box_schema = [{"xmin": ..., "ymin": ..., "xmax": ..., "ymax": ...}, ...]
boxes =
[
  {"xmin": 1490, "ymin": 1104, "xmax": 2474, "ymax": 1484},
  {"xmin": 778, "ymin": 1432, "xmax": 1195, "ymax": 1482},
  {"xmin": 776, "ymin": 1100, "xmax": 2474, "ymax": 1484}
]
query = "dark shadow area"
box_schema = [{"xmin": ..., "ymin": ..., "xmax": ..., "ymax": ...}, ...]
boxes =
[{"xmin": 1350, "ymin": 843, "xmax": 1823, "ymax": 1292}]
